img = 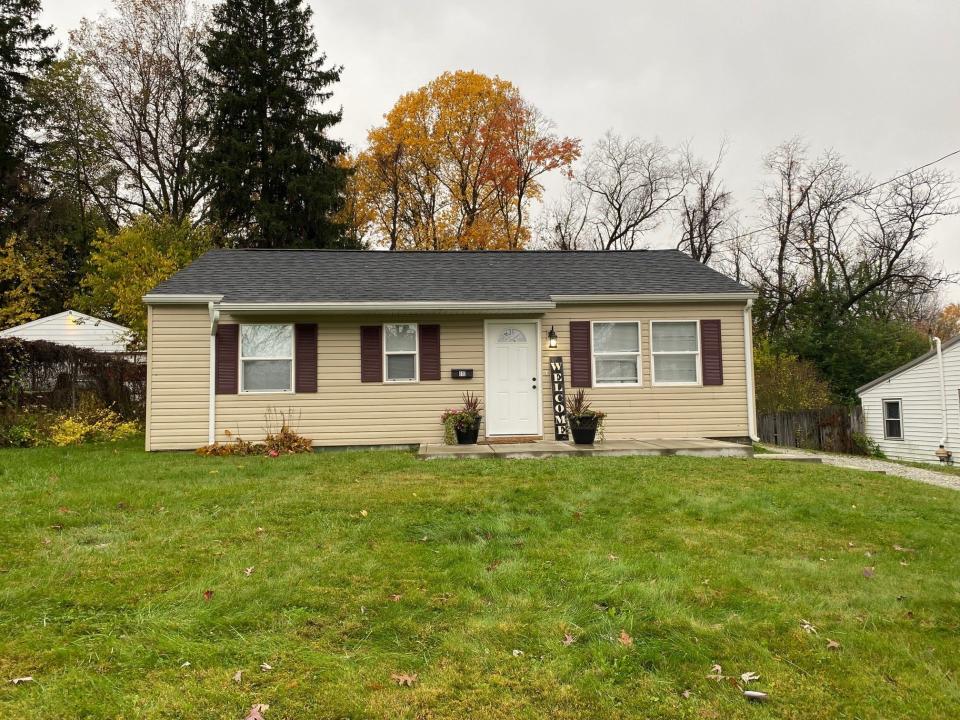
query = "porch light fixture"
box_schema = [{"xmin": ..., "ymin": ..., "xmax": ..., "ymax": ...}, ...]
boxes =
[{"xmin": 547, "ymin": 325, "xmax": 558, "ymax": 349}]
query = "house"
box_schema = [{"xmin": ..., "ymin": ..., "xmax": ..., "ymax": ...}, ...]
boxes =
[
  {"xmin": 0, "ymin": 310, "xmax": 135, "ymax": 356},
  {"xmin": 856, "ymin": 335, "xmax": 959, "ymax": 464},
  {"xmin": 141, "ymin": 249, "xmax": 759, "ymax": 451}
]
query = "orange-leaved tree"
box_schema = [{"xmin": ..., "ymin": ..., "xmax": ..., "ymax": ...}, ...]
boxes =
[{"xmin": 347, "ymin": 71, "xmax": 579, "ymax": 250}]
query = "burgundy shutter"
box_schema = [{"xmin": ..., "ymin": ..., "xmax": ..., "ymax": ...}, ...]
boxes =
[
  {"xmin": 360, "ymin": 325, "xmax": 383, "ymax": 382},
  {"xmin": 419, "ymin": 324, "xmax": 441, "ymax": 380},
  {"xmin": 294, "ymin": 323, "xmax": 317, "ymax": 393},
  {"xmin": 215, "ymin": 324, "xmax": 239, "ymax": 395},
  {"xmin": 569, "ymin": 321, "xmax": 592, "ymax": 388},
  {"xmin": 700, "ymin": 319, "xmax": 724, "ymax": 386}
]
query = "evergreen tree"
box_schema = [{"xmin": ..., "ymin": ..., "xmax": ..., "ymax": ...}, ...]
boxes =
[
  {"xmin": 200, "ymin": 0, "xmax": 353, "ymax": 247},
  {"xmin": 0, "ymin": 0, "xmax": 54, "ymax": 231}
]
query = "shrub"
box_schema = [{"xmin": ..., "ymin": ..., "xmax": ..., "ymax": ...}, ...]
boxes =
[
  {"xmin": 851, "ymin": 432, "xmax": 885, "ymax": 459},
  {"xmin": 196, "ymin": 409, "xmax": 313, "ymax": 457},
  {"xmin": 49, "ymin": 406, "xmax": 139, "ymax": 446}
]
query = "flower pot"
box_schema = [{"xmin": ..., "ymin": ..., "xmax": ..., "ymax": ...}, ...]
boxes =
[
  {"xmin": 569, "ymin": 415, "xmax": 599, "ymax": 445},
  {"xmin": 455, "ymin": 417, "xmax": 482, "ymax": 445}
]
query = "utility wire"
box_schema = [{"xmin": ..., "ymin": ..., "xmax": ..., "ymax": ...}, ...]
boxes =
[{"xmin": 723, "ymin": 146, "xmax": 960, "ymax": 246}]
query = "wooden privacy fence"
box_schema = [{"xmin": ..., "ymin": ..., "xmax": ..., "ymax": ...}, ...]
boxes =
[{"xmin": 758, "ymin": 405, "xmax": 864, "ymax": 453}]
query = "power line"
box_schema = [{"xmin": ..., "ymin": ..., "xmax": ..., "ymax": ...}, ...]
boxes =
[{"xmin": 723, "ymin": 146, "xmax": 960, "ymax": 245}]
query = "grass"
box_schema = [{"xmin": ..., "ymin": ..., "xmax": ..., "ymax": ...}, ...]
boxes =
[
  {"xmin": 891, "ymin": 459, "xmax": 960, "ymax": 478},
  {"xmin": 1, "ymin": 439, "xmax": 959, "ymax": 719}
]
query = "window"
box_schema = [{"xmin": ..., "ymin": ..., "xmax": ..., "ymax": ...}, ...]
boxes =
[
  {"xmin": 883, "ymin": 399, "xmax": 903, "ymax": 439},
  {"xmin": 592, "ymin": 321, "xmax": 641, "ymax": 385},
  {"xmin": 384, "ymin": 323, "xmax": 418, "ymax": 382},
  {"xmin": 240, "ymin": 324, "xmax": 293, "ymax": 393},
  {"xmin": 651, "ymin": 321, "xmax": 700, "ymax": 385}
]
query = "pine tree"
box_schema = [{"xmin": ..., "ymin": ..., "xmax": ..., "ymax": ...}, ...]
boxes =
[
  {"xmin": 201, "ymin": 0, "xmax": 353, "ymax": 248},
  {"xmin": 0, "ymin": 0, "xmax": 54, "ymax": 230}
]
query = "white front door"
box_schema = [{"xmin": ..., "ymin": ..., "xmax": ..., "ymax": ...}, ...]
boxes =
[{"xmin": 485, "ymin": 321, "xmax": 540, "ymax": 436}]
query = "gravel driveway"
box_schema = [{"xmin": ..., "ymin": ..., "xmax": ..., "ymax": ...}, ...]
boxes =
[{"xmin": 761, "ymin": 445, "xmax": 960, "ymax": 492}]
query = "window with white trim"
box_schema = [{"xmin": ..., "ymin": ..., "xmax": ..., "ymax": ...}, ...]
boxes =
[
  {"xmin": 384, "ymin": 323, "xmax": 418, "ymax": 382},
  {"xmin": 592, "ymin": 321, "xmax": 641, "ymax": 385},
  {"xmin": 883, "ymin": 399, "xmax": 903, "ymax": 439},
  {"xmin": 240, "ymin": 324, "xmax": 293, "ymax": 393},
  {"xmin": 651, "ymin": 321, "xmax": 700, "ymax": 385}
]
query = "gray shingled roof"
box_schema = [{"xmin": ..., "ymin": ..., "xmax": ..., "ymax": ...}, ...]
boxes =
[{"xmin": 147, "ymin": 249, "xmax": 753, "ymax": 303}]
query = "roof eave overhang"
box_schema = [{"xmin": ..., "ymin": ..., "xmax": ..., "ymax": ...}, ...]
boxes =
[
  {"xmin": 550, "ymin": 292, "xmax": 758, "ymax": 303},
  {"xmin": 215, "ymin": 300, "xmax": 557, "ymax": 314},
  {"xmin": 143, "ymin": 293, "xmax": 225, "ymax": 305}
]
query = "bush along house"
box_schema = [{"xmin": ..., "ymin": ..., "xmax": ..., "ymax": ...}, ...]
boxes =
[{"xmin": 141, "ymin": 249, "xmax": 759, "ymax": 451}]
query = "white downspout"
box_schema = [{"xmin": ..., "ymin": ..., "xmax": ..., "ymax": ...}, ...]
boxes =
[
  {"xmin": 743, "ymin": 299, "xmax": 759, "ymax": 442},
  {"xmin": 934, "ymin": 337, "xmax": 949, "ymax": 447},
  {"xmin": 208, "ymin": 301, "xmax": 220, "ymax": 445}
]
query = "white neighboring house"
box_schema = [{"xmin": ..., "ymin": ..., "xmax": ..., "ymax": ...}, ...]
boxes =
[
  {"xmin": 0, "ymin": 310, "xmax": 137, "ymax": 357},
  {"xmin": 856, "ymin": 335, "xmax": 959, "ymax": 465}
]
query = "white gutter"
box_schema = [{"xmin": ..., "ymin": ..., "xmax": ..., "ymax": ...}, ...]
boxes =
[
  {"xmin": 208, "ymin": 301, "xmax": 220, "ymax": 445},
  {"xmin": 143, "ymin": 293, "xmax": 224, "ymax": 305},
  {"xmin": 743, "ymin": 299, "xmax": 759, "ymax": 441},
  {"xmin": 216, "ymin": 300, "xmax": 557, "ymax": 314},
  {"xmin": 552, "ymin": 292, "xmax": 758, "ymax": 304},
  {"xmin": 935, "ymin": 337, "xmax": 949, "ymax": 447}
]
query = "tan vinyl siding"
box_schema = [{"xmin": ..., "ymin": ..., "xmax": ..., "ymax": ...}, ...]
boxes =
[
  {"xmin": 144, "ymin": 301, "xmax": 751, "ymax": 450},
  {"xmin": 147, "ymin": 305, "xmax": 210, "ymax": 450},
  {"xmin": 213, "ymin": 313, "xmax": 485, "ymax": 446},
  {"xmin": 541, "ymin": 303, "xmax": 749, "ymax": 440}
]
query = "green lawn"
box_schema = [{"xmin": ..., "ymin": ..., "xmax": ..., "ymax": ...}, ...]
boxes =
[{"xmin": 1, "ymin": 439, "xmax": 959, "ymax": 719}]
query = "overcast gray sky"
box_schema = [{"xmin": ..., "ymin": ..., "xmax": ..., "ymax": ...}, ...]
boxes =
[{"xmin": 42, "ymin": 0, "xmax": 960, "ymax": 300}]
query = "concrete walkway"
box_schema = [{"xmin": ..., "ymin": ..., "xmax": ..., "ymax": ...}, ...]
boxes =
[
  {"xmin": 419, "ymin": 438, "xmax": 752, "ymax": 460},
  {"xmin": 759, "ymin": 445, "xmax": 960, "ymax": 492}
]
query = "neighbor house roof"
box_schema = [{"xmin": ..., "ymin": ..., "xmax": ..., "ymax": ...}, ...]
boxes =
[
  {"xmin": 0, "ymin": 310, "xmax": 133, "ymax": 353},
  {"xmin": 144, "ymin": 249, "xmax": 755, "ymax": 307},
  {"xmin": 856, "ymin": 334, "xmax": 960, "ymax": 395}
]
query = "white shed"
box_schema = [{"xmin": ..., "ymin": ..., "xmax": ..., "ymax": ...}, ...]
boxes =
[
  {"xmin": 856, "ymin": 335, "xmax": 959, "ymax": 465},
  {"xmin": 0, "ymin": 310, "xmax": 133, "ymax": 354}
]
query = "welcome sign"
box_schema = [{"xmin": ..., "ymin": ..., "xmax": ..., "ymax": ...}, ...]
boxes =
[{"xmin": 549, "ymin": 356, "xmax": 569, "ymax": 441}]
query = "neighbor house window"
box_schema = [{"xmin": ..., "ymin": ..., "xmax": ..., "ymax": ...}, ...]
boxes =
[
  {"xmin": 651, "ymin": 321, "xmax": 700, "ymax": 385},
  {"xmin": 592, "ymin": 321, "xmax": 641, "ymax": 385},
  {"xmin": 883, "ymin": 399, "xmax": 903, "ymax": 439},
  {"xmin": 384, "ymin": 323, "xmax": 418, "ymax": 382},
  {"xmin": 240, "ymin": 324, "xmax": 294, "ymax": 393}
]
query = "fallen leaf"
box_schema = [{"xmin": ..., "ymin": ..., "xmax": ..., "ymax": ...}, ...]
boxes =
[
  {"xmin": 862, "ymin": 566, "xmax": 875, "ymax": 578},
  {"xmin": 864, "ymin": 551, "xmax": 873, "ymax": 558},
  {"xmin": 848, "ymin": 541, "xmax": 855, "ymax": 547},
  {"xmin": 710, "ymin": 664, "xmax": 723, "ymax": 674},
  {"xmin": 706, "ymin": 664, "xmax": 726, "ymax": 682},
  {"xmin": 50, "ymin": 524, "xmax": 63, "ymax": 531},
  {"xmin": 180, "ymin": 661, "xmax": 190, "ymax": 668},
  {"xmin": 893, "ymin": 544, "xmax": 915, "ymax": 553},
  {"xmin": 800, "ymin": 619, "xmax": 818, "ymax": 634},
  {"xmin": 607, "ymin": 554, "xmax": 619, "ymax": 560},
  {"xmin": 255, "ymin": 527, "xmax": 265, "ymax": 534},
  {"xmin": 41, "ymin": 538, "xmax": 51, "ymax": 546},
  {"xmin": 244, "ymin": 567, "xmax": 255, "ymax": 576},
  {"xmin": 390, "ymin": 672, "xmax": 418, "ymax": 687},
  {"xmin": 827, "ymin": 639, "xmax": 841, "ymax": 651},
  {"xmin": 243, "ymin": 704, "xmax": 269, "ymax": 720},
  {"xmin": 618, "ymin": 630, "xmax": 633, "ymax": 647},
  {"xmin": 259, "ymin": 663, "xmax": 272, "ymax": 671},
  {"xmin": 389, "ymin": 594, "xmax": 401, "ymax": 602},
  {"xmin": 573, "ymin": 511, "xmax": 583, "ymax": 520},
  {"xmin": 485, "ymin": 560, "xmax": 500, "ymax": 572},
  {"xmin": 512, "ymin": 649, "xmax": 524, "ymax": 657},
  {"xmin": 900, "ymin": 560, "xmax": 909, "ymax": 566},
  {"xmin": 57, "ymin": 506, "xmax": 70, "ymax": 514},
  {"xmin": 562, "ymin": 633, "xmax": 576, "ymax": 646},
  {"xmin": 9, "ymin": 676, "xmax": 33, "ymax": 685},
  {"xmin": 740, "ymin": 671, "xmax": 760, "ymax": 683},
  {"xmin": 232, "ymin": 670, "xmax": 243, "ymax": 683},
  {"xmin": 203, "ymin": 589, "xmax": 214, "ymax": 601},
  {"xmin": 360, "ymin": 509, "xmax": 368, "ymax": 517},
  {"xmin": 681, "ymin": 689, "xmax": 692, "ymax": 699}
]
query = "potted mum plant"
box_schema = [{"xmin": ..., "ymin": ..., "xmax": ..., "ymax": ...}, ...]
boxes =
[
  {"xmin": 441, "ymin": 391, "xmax": 483, "ymax": 445},
  {"xmin": 565, "ymin": 389, "xmax": 605, "ymax": 445}
]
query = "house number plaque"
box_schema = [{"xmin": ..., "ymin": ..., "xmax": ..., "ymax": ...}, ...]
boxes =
[{"xmin": 549, "ymin": 356, "xmax": 568, "ymax": 441}]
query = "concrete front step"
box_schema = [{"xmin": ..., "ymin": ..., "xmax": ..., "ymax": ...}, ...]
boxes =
[{"xmin": 418, "ymin": 438, "xmax": 753, "ymax": 460}]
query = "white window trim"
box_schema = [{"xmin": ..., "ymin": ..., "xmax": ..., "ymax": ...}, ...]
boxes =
[
  {"xmin": 882, "ymin": 398, "xmax": 904, "ymax": 440},
  {"xmin": 590, "ymin": 320, "xmax": 642, "ymax": 388},
  {"xmin": 239, "ymin": 323, "xmax": 295, "ymax": 394},
  {"xmin": 650, "ymin": 319, "xmax": 702, "ymax": 387},
  {"xmin": 383, "ymin": 323, "xmax": 419, "ymax": 383}
]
